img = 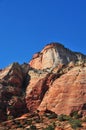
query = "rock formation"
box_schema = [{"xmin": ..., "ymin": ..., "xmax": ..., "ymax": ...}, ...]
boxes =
[
  {"xmin": 0, "ymin": 62, "xmax": 29, "ymax": 122},
  {"xmin": 38, "ymin": 65, "xmax": 86, "ymax": 115},
  {"xmin": 0, "ymin": 42, "xmax": 86, "ymax": 124},
  {"xmin": 29, "ymin": 43, "xmax": 85, "ymax": 70},
  {"xmin": 27, "ymin": 42, "xmax": 86, "ymax": 116}
]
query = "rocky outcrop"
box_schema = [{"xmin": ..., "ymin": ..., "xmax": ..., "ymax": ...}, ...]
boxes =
[
  {"xmin": 26, "ymin": 43, "xmax": 86, "ymax": 116},
  {"xmin": 0, "ymin": 62, "xmax": 29, "ymax": 122},
  {"xmin": 29, "ymin": 43, "xmax": 86, "ymax": 70},
  {"xmin": 25, "ymin": 68, "xmax": 49, "ymax": 112},
  {"xmin": 26, "ymin": 71, "xmax": 58, "ymax": 113},
  {"xmin": 0, "ymin": 42, "xmax": 86, "ymax": 124},
  {"xmin": 38, "ymin": 65, "xmax": 86, "ymax": 116}
]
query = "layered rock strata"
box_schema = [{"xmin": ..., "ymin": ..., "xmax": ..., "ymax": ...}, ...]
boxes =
[
  {"xmin": 0, "ymin": 63, "xmax": 29, "ymax": 122},
  {"xmin": 26, "ymin": 43, "xmax": 86, "ymax": 116},
  {"xmin": 29, "ymin": 43, "xmax": 85, "ymax": 70},
  {"xmin": 0, "ymin": 42, "xmax": 86, "ymax": 123}
]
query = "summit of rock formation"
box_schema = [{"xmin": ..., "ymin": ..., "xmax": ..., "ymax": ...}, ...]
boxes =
[
  {"xmin": 0, "ymin": 42, "xmax": 86, "ymax": 129},
  {"xmin": 26, "ymin": 43, "xmax": 86, "ymax": 116},
  {"xmin": 29, "ymin": 42, "xmax": 86, "ymax": 70}
]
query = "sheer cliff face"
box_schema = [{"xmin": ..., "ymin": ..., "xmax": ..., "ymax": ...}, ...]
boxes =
[
  {"xmin": 38, "ymin": 66, "xmax": 86, "ymax": 115},
  {"xmin": 29, "ymin": 43, "xmax": 85, "ymax": 70},
  {"xmin": 0, "ymin": 63, "xmax": 29, "ymax": 122},
  {"xmin": 0, "ymin": 43, "xmax": 86, "ymax": 122},
  {"xmin": 26, "ymin": 43, "xmax": 86, "ymax": 116}
]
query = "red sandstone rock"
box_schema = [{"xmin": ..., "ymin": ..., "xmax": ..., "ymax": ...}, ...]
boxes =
[
  {"xmin": 55, "ymin": 128, "xmax": 65, "ymax": 130},
  {"xmin": 0, "ymin": 62, "xmax": 29, "ymax": 122},
  {"xmin": 32, "ymin": 52, "xmax": 40, "ymax": 59},
  {"xmin": 26, "ymin": 77, "xmax": 48, "ymax": 112},
  {"xmin": 29, "ymin": 43, "xmax": 85, "ymax": 70},
  {"xmin": 0, "ymin": 43, "xmax": 86, "ymax": 124},
  {"xmin": 38, "ymin": 66, "xmax": 86, "ymax": 115},
  {"xmin": 27, "ymin": 43, "xmax": 86, "ymax": 116}
]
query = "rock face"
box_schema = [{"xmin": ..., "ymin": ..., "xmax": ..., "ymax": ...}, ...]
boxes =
[
  {"xmin": 38, "ymin": 66, "xmax": 86, "ymax": 115},
  {"xmin": 0, "ymin": 63, "xmax": 29, "ymax": 122},
  {"xmin": 0, "ymin": 42, "xmax": 86, "ymax": 123},
  {"xmin": 24, "ymin": 42, "xmax": 86, "ymax": 130},
  {"xmin": 27, "ymin": 43, "xmax": 86, "ymax": 116},
  {"xmin": 29, "ymin": 43, "xmax": 85, "ymax": 70}
]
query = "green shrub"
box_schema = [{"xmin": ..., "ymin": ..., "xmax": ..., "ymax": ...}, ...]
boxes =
[
  {"xmin": 69, "ymin": 119, "xmax": 82, "ymax": 129},
  {"xmin": 35, "ymin": 118, "xmax": 43, "ymax": 123},
  {"xmin": 17, "ymin": 124, "xmax": 23, "ymax": 128},
  {"xmin": 70, "ymin": 111, "xmax": 82, "ymax": 119},
  {"xmin": 26, "ymin": 119, "xmax": 32, "ymax": 125},
  {"xmin": 7, "ymin": 115, "xmax": 14, "ymax": 120},
  {"xmin": 58, "ymin": 114, "xmax": 71, "ymax": 121},
  {"xmin": 44, "ymin": 112, "xmax": 57, "ymax": 119},
  {"xmin": 29, "ymin": 125, "xmax": 37, "ymax": 130},
  {"xmin": 48, "ymin": 113, "xmax": 57, "ymax": 119}
]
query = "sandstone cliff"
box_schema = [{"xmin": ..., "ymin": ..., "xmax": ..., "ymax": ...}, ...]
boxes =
[
  {"xmin": 29, "ymin": 43, "xmax": 85, "ymax": 70},
  {"xmin": 0, "ymin": 42, "xmax": 86, "ymax": 127},
  {"xmin": 26, "ymin": 43, "xmax": 86, "ymax": 117},
  {"xmin": 0, "ymin": 63, "xmax": 29, "ymax": 122}
]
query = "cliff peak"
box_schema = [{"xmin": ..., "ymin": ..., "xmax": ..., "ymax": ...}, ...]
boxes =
[
  {"xmin": 0, "ymin": 42, "xmax": 86, "ymax": 130},
  {"xmin": 29, "ymin": 43, "xmax": 86, "ymax": 70}
]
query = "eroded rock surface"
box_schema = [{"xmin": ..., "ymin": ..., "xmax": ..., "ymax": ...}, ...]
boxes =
[
  {"xmin": 0, "ymin": 42, "xmax": 86, "ymax": 124},
  {"xmin": 29, "ymin": 43, "xmax": 86, "ymax": 70},
  {"xmin": 26, "ymin": 43, "xmax": 86, "ymax": 116},
  {"xmin": 38, "ymin": 66, "xmax": 86, "ymax": 115},
  {"xmin": 0, "ymin": 63, "xmax": 29, "ymax": 122}
]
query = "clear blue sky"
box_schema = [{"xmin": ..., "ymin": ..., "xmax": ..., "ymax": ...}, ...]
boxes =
[{"xmin": 0, "ymin": 0, "xmax": 86, "ymax": 69}]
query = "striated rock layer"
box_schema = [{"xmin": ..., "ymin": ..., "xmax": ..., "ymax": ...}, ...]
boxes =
[
  {"xmin": 29, "ymin": 43, "xmax": 86, "ymax": 70},
  {"xmin": 0, "ymin": 42, "xmax": 86, "ymax": 123},
  {"xmin": 27, "ymin": 42, "xmax": 86, "ymax": 116},
  {"xmin": 0, "ymin": 63, "xmax": 29, "ymax": 122},
  {"xmin": 38, "ymin": 66, "xmax": 86, "ymax": 115}
]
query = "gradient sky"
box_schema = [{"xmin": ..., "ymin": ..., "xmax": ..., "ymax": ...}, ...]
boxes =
[{"xmin": 0, "ymin": 0, "xmax": 86, "ymax": 69}]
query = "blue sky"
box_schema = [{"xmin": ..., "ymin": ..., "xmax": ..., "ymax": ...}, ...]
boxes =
[{"xmin": 0, "ymin": 0, "xmax": 86, "ymax": 69}]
